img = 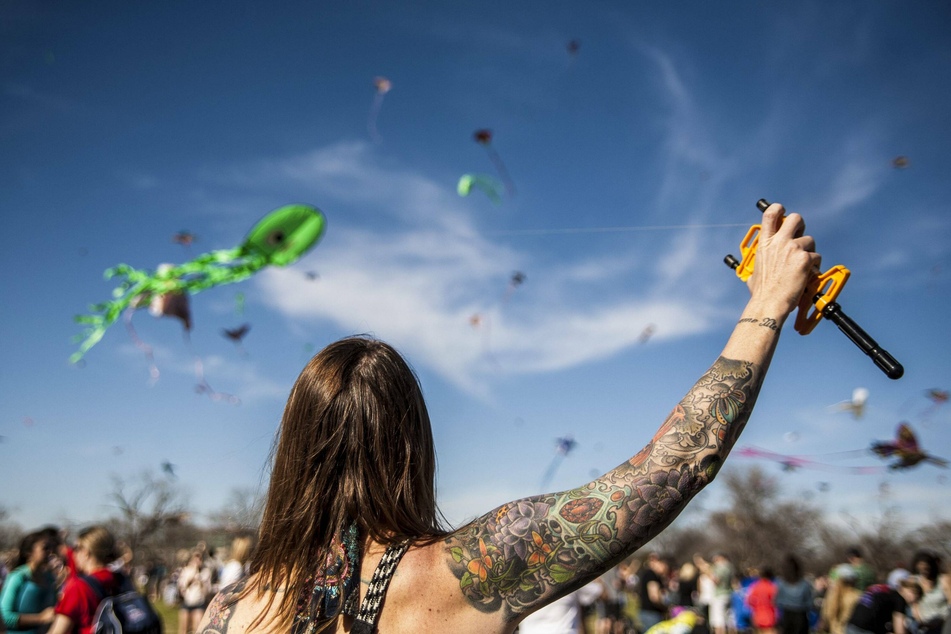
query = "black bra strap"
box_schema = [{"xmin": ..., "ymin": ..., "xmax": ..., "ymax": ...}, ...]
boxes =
[{"xmin": 350, "ymin": 541, "xmax": 410, "ymax": 634}]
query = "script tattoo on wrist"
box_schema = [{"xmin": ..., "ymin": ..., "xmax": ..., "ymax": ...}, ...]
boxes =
[
  {"xmin": 444, "ymin": 356, "xmax": 763, "ymax": 622},
  {"xmin": 737, "ymin": 317, "xmax": 779, "ymax": 331}
]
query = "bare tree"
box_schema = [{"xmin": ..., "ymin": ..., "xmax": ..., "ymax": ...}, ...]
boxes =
[
  {"xmin": 707, "ymin": 466, "xmax": 827, "ymax": 573},
  {"xmin": 906, "ymin": 519, "xmax": 951, "ymax": 563},
  {"xmin": 0, "ymin": 505, "xmax": 24, "ymax": 552},
  {"xmin": 206, "ymin": 487, "xmax": 264, "ymax": 535},
  {"xmin": 107, "ymin": 470, "xmax": 190, "ymax": 559}
]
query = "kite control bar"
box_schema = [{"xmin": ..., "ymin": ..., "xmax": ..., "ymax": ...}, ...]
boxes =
[{"xmin": 724, "ymin": 199, "xmax": 903, "ymax": 380}]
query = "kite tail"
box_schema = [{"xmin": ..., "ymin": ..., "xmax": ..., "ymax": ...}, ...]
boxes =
[
  {"xmin": 123, "ymin": 307, "xmax": 160, "ymax": 383},
  {"xmin": 539, "ymin": 454, "xmax": 564, "ymax": 491},
  {"xmin": 486, "ymin": 147, "xmax": 516, "ymax": 196}
]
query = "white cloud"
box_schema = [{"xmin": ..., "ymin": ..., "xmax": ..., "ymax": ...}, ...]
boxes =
[{"xmin": 232, "ymin": 141, "xmax": 727, "ymax": 393}]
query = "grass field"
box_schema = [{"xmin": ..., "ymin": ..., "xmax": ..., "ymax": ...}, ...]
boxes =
[{"xmin": 154, "ymin": 600, "xmax": 180, "ymax": 634}]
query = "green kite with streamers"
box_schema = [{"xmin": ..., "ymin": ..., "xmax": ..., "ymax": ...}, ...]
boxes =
[{"xmin": 71, "ymin": 204, "xmax": 326, "ymax": 363}]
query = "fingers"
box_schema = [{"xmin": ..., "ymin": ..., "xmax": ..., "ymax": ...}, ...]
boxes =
[
  {"xmin": 759, "ymin": 203, "xmax": 786, "ymax": 241},
  {"xmin": 761, "ymin": 203, "xmax": 805, "ymax": 240}
]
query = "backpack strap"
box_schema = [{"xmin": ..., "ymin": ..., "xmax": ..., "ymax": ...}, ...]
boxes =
[
  {"xmin": 81, "ymin": 574, "xmax": 107, "ymax": 600},
  {"xmin": 350, "ymin": 541, "xmax": 410, "ymax": 634}
]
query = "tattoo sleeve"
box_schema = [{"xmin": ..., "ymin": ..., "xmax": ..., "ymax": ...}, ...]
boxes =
[{"xmin": 444, "ymin": 356, "xmax": 763, "ymax": 621}]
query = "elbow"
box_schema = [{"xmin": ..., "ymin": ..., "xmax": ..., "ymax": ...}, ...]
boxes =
[{"xmin": 697, "ymin": 453, "xmax": 724, "ymax": 487}]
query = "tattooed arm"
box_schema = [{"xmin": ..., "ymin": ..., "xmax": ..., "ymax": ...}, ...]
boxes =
[{"xmin": 444, "ymin": 203, "xmax": 821, "ymax": 625}]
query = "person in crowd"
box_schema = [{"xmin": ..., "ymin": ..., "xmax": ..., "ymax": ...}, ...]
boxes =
[
  {"xmin": 195, "ymin": 202, "xmax": 820, "ymax": 633},
  {"xmin": 178, "ymin": 550, "xmax": 212, "ymax": 634},
  {"xmin": 776, "ymin": 554, "xmax": 813, "ymax": 634},
  {"xmin": 836, "ymin": 548, "xmax": 875, "ymax": 593},
  {"xmin": 673, "ymin": 561, "xmax": 699, "ymax": 610},
  {"xmin": 594, "ymin": 566, "xmax": 628, "ymax": 634},
  {"xmin": 847, "ymin": 579, "xmax": 921, "ymax": 634},
  {"xmin": 888, "ymin": 561, "xmax": 911, "ymax": 590},
  {"xmin": 698, "ymin": 553, "xmax": 736, "ymax": 634},
  {"xmin": 518, "ymin": 580, "xmax": 602, "ymax": 634},
  {"xmin": 217, "ymin": 536, "xmax": 254, "ymax": 591},
  {"xmin": 0, "ymin": 532, "xmax": 57, "ymax": 634},
  {"xmin": 638, "ymin": 553, "xmax": 671, "ymax": 631},
  {"xmin": 747, "ymin": 567, "xmax": 778, "ymax": 634},
  {"xmin": 733, "ymin": 570, "xmax": 757, "ymax": 634},
  {"xmin": 910, "ymin": 550, "xmax": 950, "ymax": 634},
  {"xmin": 822, "ymin": 565, "xmax": 863, "ymax": 634},
  {"xmin": 47, "ymin": 526, "xmax": 122, "ymax": 634},
  {"xmin": 695, "ymin": 554, "xmax": 718, "ymax": 631}
]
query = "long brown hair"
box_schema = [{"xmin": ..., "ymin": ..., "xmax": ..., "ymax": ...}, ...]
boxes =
[{"xmin": 247, "ymin": 336, "xmax": 448, "ymax": 627}]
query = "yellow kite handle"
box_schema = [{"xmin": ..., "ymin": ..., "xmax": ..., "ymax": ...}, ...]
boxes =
[
  {"xmin": 724, "ymin": 199, "xmax": 903, "ymax": 379},
  {"xmin": 795, "ymin": 264, "xmax": 850, "ymax": 334}
]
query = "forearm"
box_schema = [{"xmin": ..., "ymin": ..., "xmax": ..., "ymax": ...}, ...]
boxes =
[
  {"xmin": 14, "ymin": 613, "xmax": 48, "ymax": 627},
  {"xmin": 594, "ymin": 296, "xmax": 786, "ymax": 547},
  {"xmin": 47, "ymin": 614, "xmax": 73, "ymax": 634}
]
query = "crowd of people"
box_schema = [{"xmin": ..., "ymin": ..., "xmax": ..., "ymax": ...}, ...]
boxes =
[
  {"xmin": 0, "ymin": 526, "xmax": 253, "ymax": 634},
  {"xmin": 2, "ymin": 525, "xmax": 949, "ymax": 634},
  {"xmin": 519, "ymin": 547, "xmax": 951, "ymax": 634}
]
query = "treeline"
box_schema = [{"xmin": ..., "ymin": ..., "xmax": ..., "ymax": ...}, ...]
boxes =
[{"xmin": 2, "ymin": 466, "xmax": 949, "ymax": 576}]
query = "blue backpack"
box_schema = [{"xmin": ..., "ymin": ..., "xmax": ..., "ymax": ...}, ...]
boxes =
[{"xmin": 81, "ymin": 573, "xmax": 163, "ymax": 634}]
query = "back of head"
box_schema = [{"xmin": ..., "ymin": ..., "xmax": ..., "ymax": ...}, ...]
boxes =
[
  {"xmin": 911, "ymin": 549, "xmax": 941, "ymax": 582},
  {"xmin": 230, "ymin": 535, "xmax": 254, "ymax": 565},
  {"xmin": 782, "ymin": 554, "xmax": 803, "ymax": 583},
  {"xmin": 251, "ymin": 336, "xmax": 445, "ymax": 619},
  {"xmin": 680, "ymin": 561, "xmax": 697, "ymax": 581},
  {"xmin": 835, "ymin": 564, "xmax": 857, "ymax": 587},
  {"xmin": 78, "ymin": 525, "xmax": 117, "ymax": 566},
  {"xmin": 15, "ymin": 531, "xmax": 47, "ymax": 568}
]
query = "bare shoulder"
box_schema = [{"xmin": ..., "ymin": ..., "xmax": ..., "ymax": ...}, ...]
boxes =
[
  {"xmin": 376, "ymin": 540, "xmax": 510, "ymax": 634},
  {"xmin": 196, "ymin": 578, "xmax": 253, "ymax": 634}
]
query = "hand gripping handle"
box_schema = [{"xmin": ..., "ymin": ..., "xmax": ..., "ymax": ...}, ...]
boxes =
[{"xmin": 725, "ymin": 199, "xmax": 903, "ymax": 379}]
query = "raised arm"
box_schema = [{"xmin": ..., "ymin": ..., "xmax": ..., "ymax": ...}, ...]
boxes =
[{"xmin": 444, "ymin": 203, "xmax": 819, "ymax": 625}]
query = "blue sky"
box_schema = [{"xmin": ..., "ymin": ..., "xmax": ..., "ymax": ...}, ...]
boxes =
[{"xmin": 2, "ymin": 2, "xmax": 950, "ymax": 535}]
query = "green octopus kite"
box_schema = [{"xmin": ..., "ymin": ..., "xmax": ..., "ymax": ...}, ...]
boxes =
[{"xmin": 71, "ymin": 204, "xmax": 326, "ymax": 363}]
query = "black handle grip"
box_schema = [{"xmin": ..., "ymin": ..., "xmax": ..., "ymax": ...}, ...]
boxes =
[{"xmin": 821, "ymin": 302, "xmax": 904, "ymax": 379}]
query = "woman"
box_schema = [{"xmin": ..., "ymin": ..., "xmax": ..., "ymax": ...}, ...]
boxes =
[
  {"xmin": 776, "ymin": 555, "xmax": 813, "ymax": 634},
  {"xmin": 218, "ymin": 536, "xmax": 254, "ymax": 590},
  {"xmin": 0, "ymin": 532, "xmax": 57, "ymax": 634},
  {"xmin": 48, "ymin": 526, "xmax": 121, "ymax": 634},
  {"xmin": 178, "ymin": 551, "xmax": 212, "ymax": 634},
  {"xmin": 197, "ymin": 203, "xmax": 820, "ymax": 633},
  {"xmin": 911, "ymin": 551, "xmax": 951, "ymax": 634}
]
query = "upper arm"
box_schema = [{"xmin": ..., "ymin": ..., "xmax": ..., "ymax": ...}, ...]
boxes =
[{"xmin": 0, "ymin": 574, "xmax": 23, "ymax": 627}]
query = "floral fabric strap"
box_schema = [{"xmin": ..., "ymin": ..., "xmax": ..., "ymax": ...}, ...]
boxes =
[
  {"xmin": 351, "ymin": 541, "xmax": 410, "ymax": 634},
  {"xmin": 292, "ymin": 523, "xmax": 361, "ymax": 634}
]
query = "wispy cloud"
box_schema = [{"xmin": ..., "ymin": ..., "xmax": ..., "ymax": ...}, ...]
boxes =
[{"xmin": 217, "ymin": 141, "xmax": 728, "ymax": 393}]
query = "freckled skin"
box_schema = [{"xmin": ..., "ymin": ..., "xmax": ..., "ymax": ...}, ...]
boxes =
[{"xmin": 445, "ymin": 357, "xmax": 761, "ymax": 621}]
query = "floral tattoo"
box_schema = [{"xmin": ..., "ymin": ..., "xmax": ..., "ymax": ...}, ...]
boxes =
[
  {"xmin": 198, "ymin": 578, "xmax": 248, "ymax": 634},
  {"xmin": 444, "ymin": 356, "xmax": 761, "ymax": 621}
]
